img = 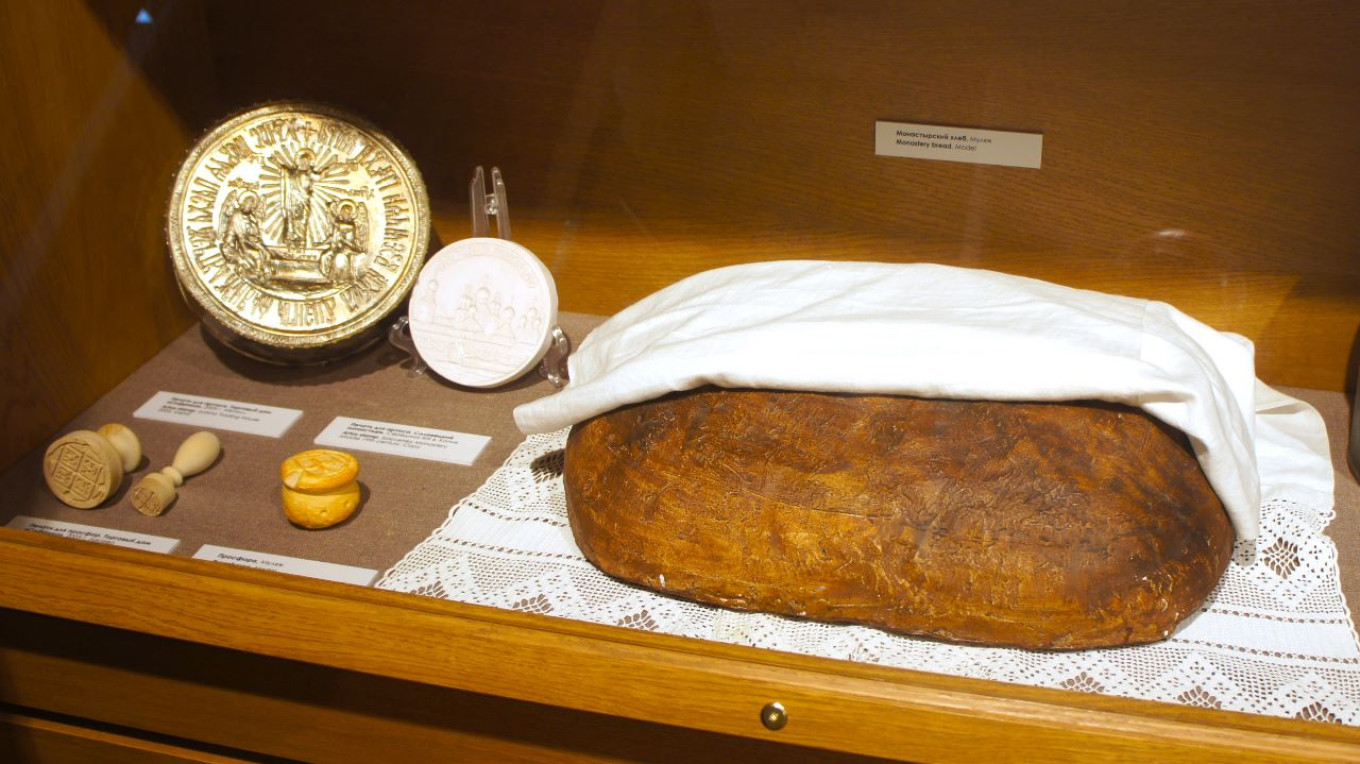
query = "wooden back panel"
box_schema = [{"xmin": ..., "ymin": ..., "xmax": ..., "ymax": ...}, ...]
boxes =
[
  {"xmin": 196, "ymin": 0, "xmax": 1360, "ymax": 393},
  {"xmin": 0, "ymin": 1, "xmax": 205, "ymax": 472},
  {"xmin": 3, "ymin": 0, "xmax": 1358, "ymax": 470}
]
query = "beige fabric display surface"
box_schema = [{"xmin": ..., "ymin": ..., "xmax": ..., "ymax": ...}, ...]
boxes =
[{"xmin": 0, "ymin": 314, "xmax": 604, "ymax": 572}]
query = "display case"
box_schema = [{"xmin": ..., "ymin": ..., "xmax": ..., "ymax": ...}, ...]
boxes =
[{"xmin": 2, "ymin": 2, "xmax": 1359, "ymax": 761}]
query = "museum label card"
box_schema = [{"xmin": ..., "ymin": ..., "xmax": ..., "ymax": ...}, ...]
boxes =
[
  {"xmin": 194, "ymin": 545, "xmax": 378, "ymax": 586},
  {"xmin": 134, "ymin": 391, "xmax": 302, "ymax": 437},
  {"xmin": 314, "ymin": 416, "xmax": 490, "ymax": 466},
  {"xmin": 7, "ymin": 515, "xmax": 180, "ymax": 553},
  {"xmin": 875, "ymin": 120, "xmax": 1043, "ymax": 169}
]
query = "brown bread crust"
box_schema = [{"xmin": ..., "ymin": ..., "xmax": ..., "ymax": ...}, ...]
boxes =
[{"xmin": 563, "ymin": 387, "xmax": 1235, "ymax": 650}]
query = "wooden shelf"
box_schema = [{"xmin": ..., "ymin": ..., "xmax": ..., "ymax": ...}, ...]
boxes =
[{"xmin": 3, "ymin": 525, "xmax": 1359, "ymax": 763}]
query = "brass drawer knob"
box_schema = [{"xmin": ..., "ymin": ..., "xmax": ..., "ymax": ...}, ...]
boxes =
[{"xmin": 760, "ymin": 702, "xmax": 788, "ymax": 731}]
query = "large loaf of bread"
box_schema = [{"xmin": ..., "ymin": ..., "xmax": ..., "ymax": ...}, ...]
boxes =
[{"xmin": 563, "ymin": 387, "xmax": 1235, "ymax": 650}]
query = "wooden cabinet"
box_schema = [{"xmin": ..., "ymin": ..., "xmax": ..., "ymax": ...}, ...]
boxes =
[
  {"xmin": 2, "ymin": 2, "xmax": 1358, "ymax": 760},
  {"xmin": 7, "ymin": 526, "xmax": 1360, "ymax": 763}
]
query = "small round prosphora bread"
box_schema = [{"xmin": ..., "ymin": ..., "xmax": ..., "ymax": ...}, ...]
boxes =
[{"xmin": 280, "ymin": 449, "xmax": 362, "ymax": 528}]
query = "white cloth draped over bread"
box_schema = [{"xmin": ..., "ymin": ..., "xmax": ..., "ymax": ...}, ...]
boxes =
[{"xmin": 514, "ymin": 261, "xmax": 1266, "ymax": 540}]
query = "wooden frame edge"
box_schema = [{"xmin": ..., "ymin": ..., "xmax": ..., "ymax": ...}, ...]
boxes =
[{"xmin": 1, "ymin": 528, "xmax": 1356, "ymax": 763}]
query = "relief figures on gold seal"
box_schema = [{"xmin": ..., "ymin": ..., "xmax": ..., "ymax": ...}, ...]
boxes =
[{"xmin": 168, "ymin": 102, "xmax": 430, "ymax": 362}]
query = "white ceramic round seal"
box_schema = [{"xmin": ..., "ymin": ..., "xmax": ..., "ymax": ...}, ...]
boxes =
[{"xmin": 408, "ymin": 238, "xmax": 558, "ymax": 388}]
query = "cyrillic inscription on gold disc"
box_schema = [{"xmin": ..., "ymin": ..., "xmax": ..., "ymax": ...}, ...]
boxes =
[{"xmin": 167, "ymin": 102, "xmax": 430, "ymax": 363}]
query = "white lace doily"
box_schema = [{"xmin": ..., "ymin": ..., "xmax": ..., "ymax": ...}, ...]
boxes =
[{"xmin": 378, "ymin": 429, "xmax": 1360, "ymax": 724}]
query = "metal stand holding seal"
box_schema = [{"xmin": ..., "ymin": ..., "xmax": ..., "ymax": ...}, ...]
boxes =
[{"xmin": 390, "ymin": 167, "xmax": 570, "ymax": 388}]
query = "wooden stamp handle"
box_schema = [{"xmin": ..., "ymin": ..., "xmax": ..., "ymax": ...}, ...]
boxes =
[
  {"xmin": 96, "ymin": 423, "xmax": 142, "ymax": 473},
  {"xmin": 165, "ymin": 431, "xmax": 221, "ymax": 485},
  {"xmin": 131, "ymin": 431, "xmax": 221, "ymax": 516}
]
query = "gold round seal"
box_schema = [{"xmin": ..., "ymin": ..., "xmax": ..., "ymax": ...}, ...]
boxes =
[{"xmin": 167, "ymin": 102, "xmax": 430, "ymax": 363}]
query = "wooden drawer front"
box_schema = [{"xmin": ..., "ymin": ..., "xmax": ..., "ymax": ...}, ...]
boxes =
[{"xmin": 0, "ymin": 609, "xmax": 888, "ymax": 764}]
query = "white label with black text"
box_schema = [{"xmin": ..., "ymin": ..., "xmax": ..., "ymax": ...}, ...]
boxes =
[
  {"xmin": 193, "ymin": 545, "xmax": 378, "ymax": 586},
  {"xmin": 7, "ymin": 515, "xmax": 180, "ymax": 553},
  {"xmin": 134, "ymin": 391, "xmax": 302, "ymax": 437},
  {"xmin": 875, "ymin": 120, "xmax": 1043, "ymax": 169},
  {"xmin": 314, "ymin": 416, "xmax": 490, "ymax": 466}
]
